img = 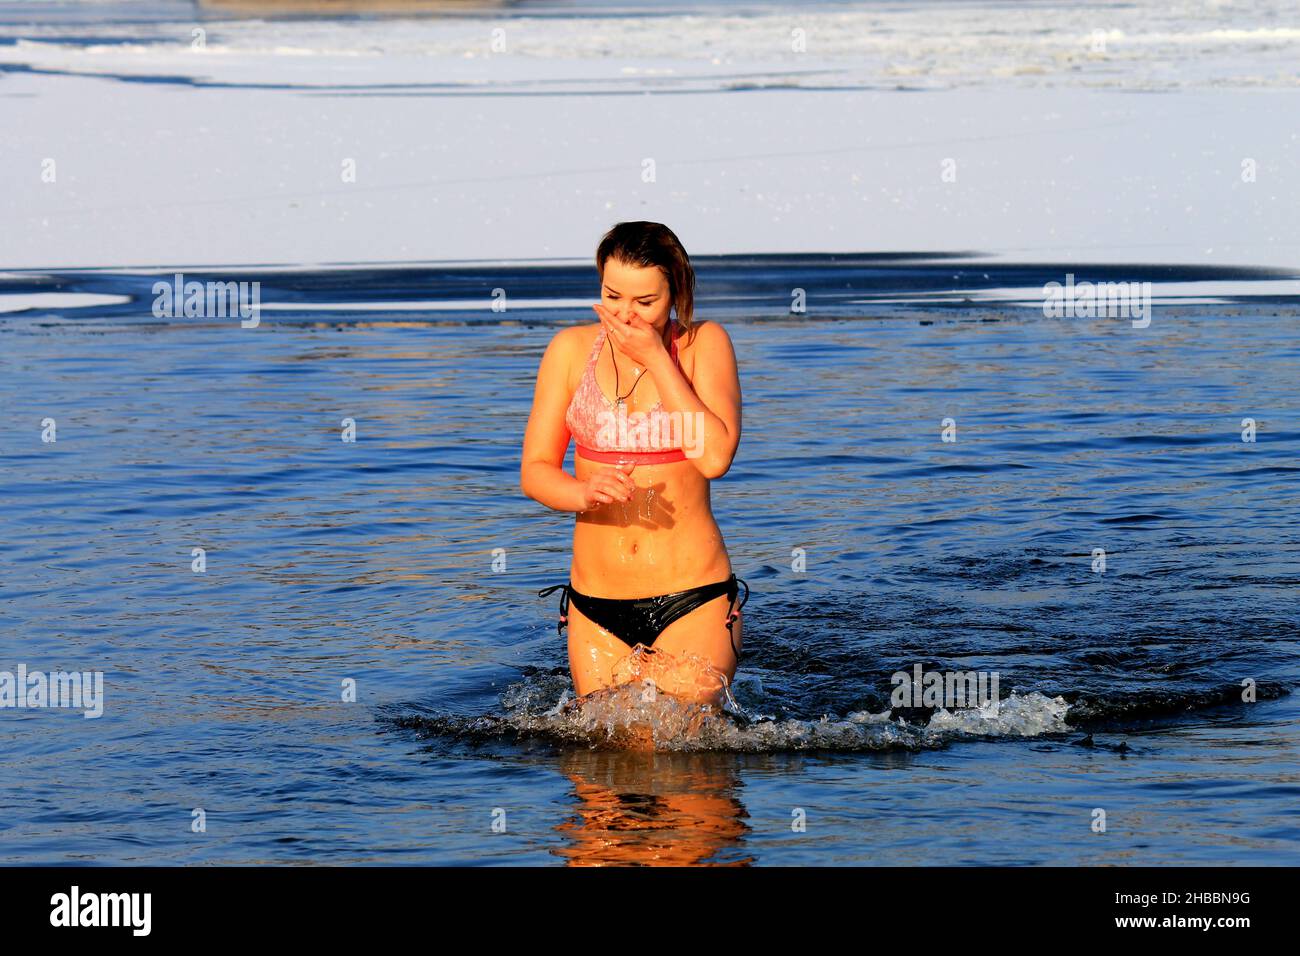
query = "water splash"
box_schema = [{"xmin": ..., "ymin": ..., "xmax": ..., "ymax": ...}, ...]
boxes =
[
  {"xmin": 388, "ymin": 659, "xmax": 1075, "ymax": 754},
  {"xmin": 610, "ymin": 643, "xmax": 739, "ymax": 711},
  {"xmin": 924, "ymin": 691, "xmax": 1071, "ymax": 736}
]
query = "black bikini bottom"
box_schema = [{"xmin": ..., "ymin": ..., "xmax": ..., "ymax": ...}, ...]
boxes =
[{"xmin": 539, "ymin": 574, "xmax": 749, "ymax": 662}]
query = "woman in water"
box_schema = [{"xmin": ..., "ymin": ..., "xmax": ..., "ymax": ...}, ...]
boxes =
[{"xmin": 521, "ymin": 221, "xmax": 747, "ymax": 708}]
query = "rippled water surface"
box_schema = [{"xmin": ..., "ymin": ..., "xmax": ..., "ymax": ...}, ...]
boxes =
[{"xmin": 1, "ymin": 261, "xmax": 1297, "ymax": 865}]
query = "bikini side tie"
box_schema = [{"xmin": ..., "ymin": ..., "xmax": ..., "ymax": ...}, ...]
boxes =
[
  {"xmin": 537, "ymin": 583, "xmax": 571, "ymax": 636},
  {"xmin": 725, "ymin": 576, "xmax": 750, "ymax": 662}
]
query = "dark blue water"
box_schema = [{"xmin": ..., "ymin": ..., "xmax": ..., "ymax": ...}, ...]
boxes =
[{"xmin": 1, "ymin": 259, "xmax": 1297, "ymax": 865}]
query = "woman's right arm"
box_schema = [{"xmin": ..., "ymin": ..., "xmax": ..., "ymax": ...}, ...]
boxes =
[{"xmin": 520, "ymin": 329, "xmax": 593, "ymax": 513}]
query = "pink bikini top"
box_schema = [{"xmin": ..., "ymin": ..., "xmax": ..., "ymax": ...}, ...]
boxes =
[{"xmin": 565, "ymin": 321, "xmax": 687, "ymax": 464}]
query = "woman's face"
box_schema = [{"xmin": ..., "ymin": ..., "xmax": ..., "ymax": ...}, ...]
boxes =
[{"xmin": 600, "ymin": 258, "xmax": 673, "ymax": 331}]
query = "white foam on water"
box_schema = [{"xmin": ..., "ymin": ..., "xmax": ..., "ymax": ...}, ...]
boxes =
[
  {"xmin": 500, "ymin": 659, "xmax": 1074, "ymax": 752},
  {"xmin": 923, "ymin": 690, "xmax": 1072, "ymax": 736},
  {"xmin": 254, "ymin": 297, "xmax": 596, "ymax": 311},
  {"xmin": 0, "ymin": 292, "xmax": 132, "ymax": 313}
]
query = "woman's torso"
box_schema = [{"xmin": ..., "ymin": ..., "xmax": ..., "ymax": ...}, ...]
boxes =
[{"xmin": 565, "ymin": 320, "xmax": 732, "ymax": 598}]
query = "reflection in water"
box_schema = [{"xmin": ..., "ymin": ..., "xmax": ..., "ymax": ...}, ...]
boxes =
[
  {"xmin": 543, "ymin": 625, "xmax": 746, "ymax": 867},
  {"xmin": 554, "ymin": 750, "xmax": 753, "ymax": 866}
]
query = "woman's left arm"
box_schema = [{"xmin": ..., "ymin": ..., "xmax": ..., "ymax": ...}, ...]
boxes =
[{"xmin": 646, "ymin": 321, "xmax": 742, "ymax": 480}]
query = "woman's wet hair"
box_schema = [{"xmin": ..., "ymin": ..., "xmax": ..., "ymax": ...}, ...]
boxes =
[{"xmin": 595, "ymin": 221, "xmax": 697, "ymax": 336}]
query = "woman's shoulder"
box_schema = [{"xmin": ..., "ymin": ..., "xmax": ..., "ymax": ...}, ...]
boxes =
[
  {"xmin": 556, "ymin": 321, "xmax": 603, "ymax": 350},
  {"xmin": 681, "ymin": 318, "xmax": 732, "ymax": 351},
  {"xmin": 549, "ymin": 323, "xmax": 602, "ymax": 392},
  {"xmin": 545, "ymin": 322, "xmax": 601, "ymax": 362}
]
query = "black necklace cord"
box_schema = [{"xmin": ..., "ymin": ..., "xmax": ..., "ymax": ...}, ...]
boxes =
[
  {"xmin": 607, "ymin": 320, "xmax": 673, "ymax": 405},
  {"xmin": 608, "ymin": 334, "xmax": 645, "ymax": 404}
]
